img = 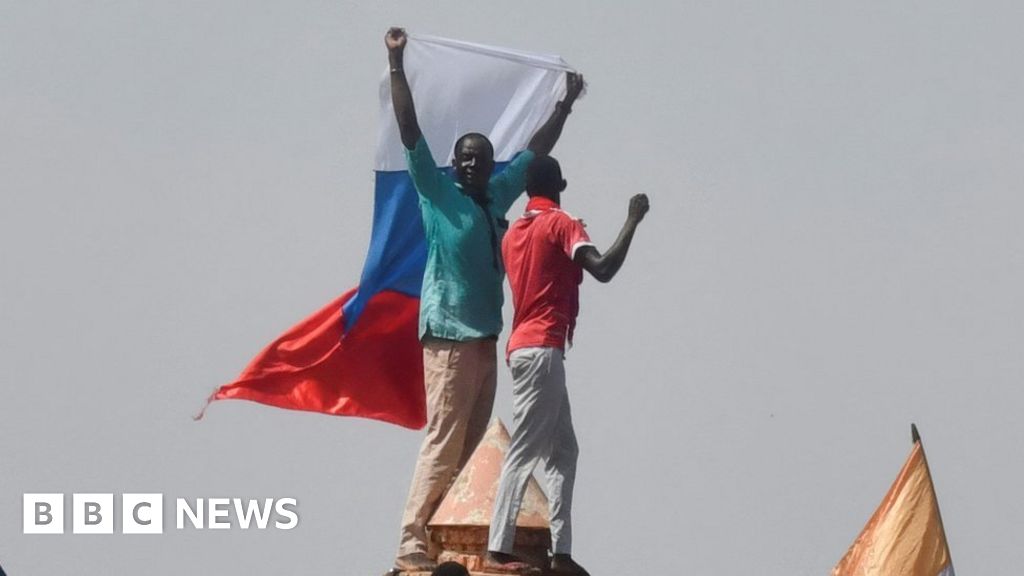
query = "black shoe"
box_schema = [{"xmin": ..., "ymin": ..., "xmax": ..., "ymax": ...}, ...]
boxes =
[
  {"xmin": 549, "ymin": 554, "xmax": 590, "ymax": 576},
  {"xmin": 483, "ymin": 551, "xmax": 542, "ymax": 575}
]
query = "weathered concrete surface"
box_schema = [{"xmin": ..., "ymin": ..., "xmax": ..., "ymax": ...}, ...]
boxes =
[
  {"xmin": 429, "ymin": 418, "xmax": 549, "ymax": 528},
  {"xmin": 424, "ymin": 418, "xmax": 552, "ymax": 574}
]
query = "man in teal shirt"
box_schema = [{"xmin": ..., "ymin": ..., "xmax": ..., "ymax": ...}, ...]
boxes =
[{"xmin": 385, "ymin": 28, "xmax": 584, "ymax": 573}]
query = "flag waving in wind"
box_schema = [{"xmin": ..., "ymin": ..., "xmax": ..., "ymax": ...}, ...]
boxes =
[
  {"xmin": 201, "ymin": 35, "xmax": 575, "ymax": 429},
  {"xmin": 833, "ymin": 425, "xmax": 955, "ymax": 576}
]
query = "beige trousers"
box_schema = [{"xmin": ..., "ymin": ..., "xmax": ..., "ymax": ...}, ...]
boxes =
[{"xmin": 397, "ymin": 336, "xmax": 497, "ymax": 558}]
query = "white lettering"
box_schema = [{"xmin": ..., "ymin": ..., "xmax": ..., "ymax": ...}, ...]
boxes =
[
  {"xmin": 274, "ymin": 498, "xmax": 299, "ymax": 530},
  {"xmin": 176, "ymin": 498, "xmax": 203, "ymax": 529},
  {"xmin": 208, "ymin": 498, "xmax": 230, "ymax": 529},
  {"xmin": 234, "ymin": 498, "xmax": 274, "ymax": 529}
]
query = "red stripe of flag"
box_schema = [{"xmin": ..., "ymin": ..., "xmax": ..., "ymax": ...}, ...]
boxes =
[{"xmin": 202, "ymin": 289, "xmax": 426, "ymax": 429}]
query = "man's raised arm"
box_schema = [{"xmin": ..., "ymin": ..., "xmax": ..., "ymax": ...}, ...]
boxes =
[
  {"xmin": 386, "ymin": 28, "xmax": 422, "ymax": 151},
  {"xmin": 575, "ymin": 194, "xmax": 650, "ymax": 283},
  {"xmin": 527, "ymin": 72, "xmax": 584, "ymax": 156}
]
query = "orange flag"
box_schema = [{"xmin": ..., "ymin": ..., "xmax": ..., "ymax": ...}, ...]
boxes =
[{"xmin": 832, "ymin": 426, "xmax": 954, "ymax": 576}]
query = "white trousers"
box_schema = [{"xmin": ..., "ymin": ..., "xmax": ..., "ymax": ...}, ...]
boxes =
[{"xmin": 488, "ymin": 347, "xmax": 578, "ymax": 555}]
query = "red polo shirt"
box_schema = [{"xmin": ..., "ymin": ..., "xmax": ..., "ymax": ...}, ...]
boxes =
[{"xmin": 502, "ymin": 196, "xmax": 594, "ymax": 358}]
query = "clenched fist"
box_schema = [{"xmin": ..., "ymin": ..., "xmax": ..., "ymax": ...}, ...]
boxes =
[{"xmin": 628, "ymin": 193, "xmax": 650, "ymax": 223}]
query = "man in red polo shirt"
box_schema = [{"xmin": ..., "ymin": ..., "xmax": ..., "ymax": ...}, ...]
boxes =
[{"xmin": 484, "ymin": 156, "xmax": 649, "ymax": 575}]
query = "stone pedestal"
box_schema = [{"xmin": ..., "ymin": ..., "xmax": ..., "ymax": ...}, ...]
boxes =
[
  {"xmin": 421, "ymin": 418, "xmax": 552, "ymax": 575},
  {"xmin": 434, "ymin": 526, "xmax": 550, "ymax": 573}
]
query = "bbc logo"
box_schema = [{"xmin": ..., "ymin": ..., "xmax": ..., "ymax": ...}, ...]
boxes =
[{"xmin": 23, "ymin": 493, "xmax": 163, "ymax": 534}]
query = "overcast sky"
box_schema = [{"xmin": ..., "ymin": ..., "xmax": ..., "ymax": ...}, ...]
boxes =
[{"xmin": 2, "ymin": 2, "xmax": 1023, "ymax": 574}]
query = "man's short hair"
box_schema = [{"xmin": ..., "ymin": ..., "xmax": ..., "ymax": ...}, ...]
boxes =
[
  {"xmin": 527, "ymin": 155, "xmax": 564, "ymax": 194},
  {"xmin": 431, "ymin": 561, "xmax": 470, "ymax": 576},
  {"xmin": 453, "ymin": 132, "xmax": 494, "ymax": 158}
]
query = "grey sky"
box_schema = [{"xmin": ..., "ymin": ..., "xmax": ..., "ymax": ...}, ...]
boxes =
[{"xmin": 2, "ymin": 1, "xmax": 1022, "ymax": 574}]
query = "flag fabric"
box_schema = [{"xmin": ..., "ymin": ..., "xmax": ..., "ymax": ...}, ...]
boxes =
[
  {"xmin": 202, "ymin": 35, "xmax": 574, "ymax": 429},
  {"xmin": 832, "ymin": 434, "xmax": 954, "ymax": 576}
]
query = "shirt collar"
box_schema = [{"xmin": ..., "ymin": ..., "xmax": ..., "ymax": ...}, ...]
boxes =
[{"xmin": 525, "ymin": 196, "xmax": 560, "ymax": 213}]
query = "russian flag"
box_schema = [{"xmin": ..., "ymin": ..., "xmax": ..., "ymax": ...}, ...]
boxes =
[{"xmin": 202, "ymin": 35, "xmax": 575, "ymax": 429}]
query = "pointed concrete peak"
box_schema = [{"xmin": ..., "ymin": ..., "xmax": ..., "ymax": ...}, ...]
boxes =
[{"xmin": 428, "ymin": 417, "xmax": 549, "ymax": 529}]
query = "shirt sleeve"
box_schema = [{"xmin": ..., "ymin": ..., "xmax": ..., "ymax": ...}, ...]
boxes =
[
  {"xmin": 487, "ymin": 149, "xmax": 535, "ymax": 215},
  {"xmin": 552, "ymin": 212, "xmax": 593, "ymax": 260},
  {"xmin": 404, "ymin": 135, "xmax": 446, "ymax": 201}
]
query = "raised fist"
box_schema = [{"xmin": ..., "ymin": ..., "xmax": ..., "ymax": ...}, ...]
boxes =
[
  {"xmin": 385, "ymin": 27, "xmax": 407, "ymax": 53},
  {"xmin": 628, "ymin": 193, "xmax": 650, "ymax": 223},
  {"xmin": 566, "ymin": 72, "xmax": 584, "ymax": 103}
]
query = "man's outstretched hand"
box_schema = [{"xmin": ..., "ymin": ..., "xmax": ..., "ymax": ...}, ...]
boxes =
[{"xmin": 385, "ymin": 27, "xmax": 407, "ymax": 54}]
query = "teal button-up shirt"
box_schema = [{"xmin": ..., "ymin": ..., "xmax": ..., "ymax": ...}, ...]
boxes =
[{"xmin": 406, "ymin": 136, "xmax": 534, "ymax": 341}]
